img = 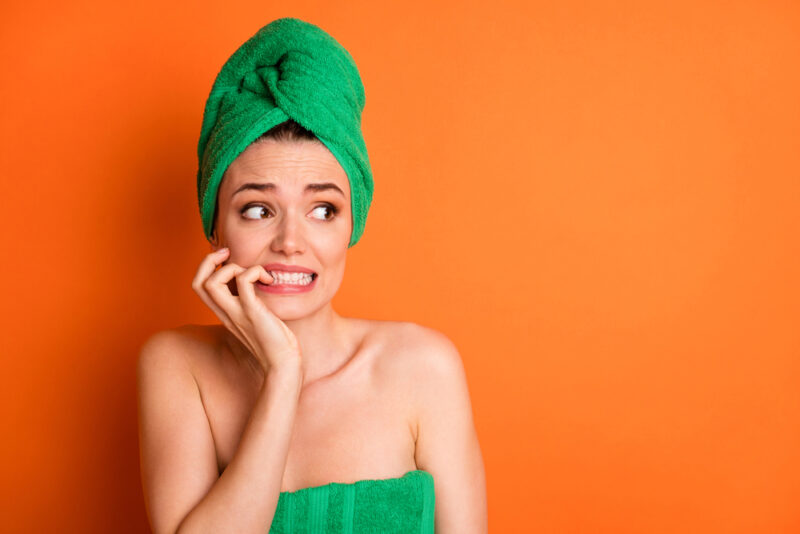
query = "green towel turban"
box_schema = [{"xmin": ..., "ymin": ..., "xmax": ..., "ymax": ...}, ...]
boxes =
[{"xmin": 196, "ymin": 17, "xmax": 373, "ymax": 248}]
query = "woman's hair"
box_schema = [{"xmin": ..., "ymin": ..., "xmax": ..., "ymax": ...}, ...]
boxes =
[{"xmin": 255, "ymin": 119, "xmax": 318, "ymax": 143}]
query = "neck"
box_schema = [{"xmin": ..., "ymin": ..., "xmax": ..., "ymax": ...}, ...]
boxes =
[
  {"xmin": 225, "ymin": 302, "xmax": 355, "ymax": 389},
  {"xmin": 284, "ymin": 303, "xmax": 354, "ymax": 385}
]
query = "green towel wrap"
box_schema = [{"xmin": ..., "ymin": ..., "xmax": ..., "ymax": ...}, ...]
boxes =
[
  {"xmin": 270, "ymin": 469, "xmax": 435, "ymax": 533},
  {"xmin": 196, "ymin": 17, "xmax": 374, "ymax": 247}
]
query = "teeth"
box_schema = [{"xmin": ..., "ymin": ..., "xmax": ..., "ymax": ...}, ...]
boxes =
[{"xmin": 268, "ymin": 271, "xmax": 314, "ymax": 286}]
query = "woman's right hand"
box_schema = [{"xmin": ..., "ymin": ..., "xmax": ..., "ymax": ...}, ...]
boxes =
[{"xmin": 191, "ymin": 248, "xmax": 302, "ymax": 374}]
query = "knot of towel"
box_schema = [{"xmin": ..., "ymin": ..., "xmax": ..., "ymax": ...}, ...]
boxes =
[{"xmin": 196, "ymin": 18, "xmax": 373, "ymax": 247}]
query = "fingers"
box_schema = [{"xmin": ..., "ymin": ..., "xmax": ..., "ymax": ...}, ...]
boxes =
[
  {"xmin": 237, "ymin": 265, "xmax": 273, "ymax": 313},
  {"xmin": 204, "ymin": 262, "xmax": 248, "ymax": 312},
  {"xmin": 192, "ymin": 249, "xmax": 241, "ymax": 330},
  {"xmin": 192, "ymin": 249, "xmax": 275, "ymax": 333},
  {"xmin": 191, "ymin": 248, "xmax": 229, "ymax": 292},
  {"xmin": 191, "ymin": 249, "xmax": 229, "ymax": 313},
  {"xmin": 193, "ymin": 251, "xmax": 303, "ymax": 372},
  {"xmin": 192, "ymin": 249, "xmax": 286, "ymax": 361}
]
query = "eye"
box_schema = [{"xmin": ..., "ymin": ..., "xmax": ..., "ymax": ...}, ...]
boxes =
[
  {"xmin": 310, "ymin": 203, "xmax": 339, "ymax": 221},
  {"xmin": 241, "ymin": 204, "xmax": 272, "ymax": 220}
]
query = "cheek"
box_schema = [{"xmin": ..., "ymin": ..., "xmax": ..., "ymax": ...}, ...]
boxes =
[
  {"xmin": 224, "ymin": 235, "xmax": 264, "ymax": 263},
  {"xmin": 311, "ymin": 241, "xmax": 347, "ymax": 274}
]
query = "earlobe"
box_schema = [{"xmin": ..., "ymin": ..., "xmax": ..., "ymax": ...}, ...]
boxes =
[{"xmin": 208, "ymin": 230, "xmax": 221, "ymax": 249}]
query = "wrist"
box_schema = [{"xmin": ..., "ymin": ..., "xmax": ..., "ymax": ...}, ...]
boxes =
[{"xmin": 264, "ymin": 362, "xmax": 303, "ymax": 391}]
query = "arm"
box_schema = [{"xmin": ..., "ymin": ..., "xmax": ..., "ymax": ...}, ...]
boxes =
[
  {"xmin": 412, "ymin": 329, "xmax": 488, "ymax": 533},
  {"xmin": 137, "ymin": 329, "xmax": 302, "ymax": 534}
]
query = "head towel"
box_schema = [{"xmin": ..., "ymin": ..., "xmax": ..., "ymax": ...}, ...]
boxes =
[{"xmin": 196, "ymin": 17, "xmax": 373, "ymax": 248}]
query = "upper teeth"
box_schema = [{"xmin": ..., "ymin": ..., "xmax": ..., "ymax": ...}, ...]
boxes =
[{"xmin": 268, "ymin": 271, "xmax": 314, "ymax": 285}]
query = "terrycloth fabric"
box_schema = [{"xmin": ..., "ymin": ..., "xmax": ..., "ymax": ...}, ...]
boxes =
[
  {"xmin": 196, "ymin": 17, "xmax": 373, "ymax": 247},
  {"xmin": 270, "ymin": 469, "xmax": 435, "ymax": 533}
]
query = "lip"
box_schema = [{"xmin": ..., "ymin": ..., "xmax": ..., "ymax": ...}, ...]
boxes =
[
  {"xmin": 262, "ymin": 262, "xmax": 316, "ymax": 274},
  {"xmin": 256, "ymin": 273, "xmax": 317, "ymax": 295}
]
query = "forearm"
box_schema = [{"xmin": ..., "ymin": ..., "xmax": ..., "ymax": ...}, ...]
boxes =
[{"xmin": 176, "ymin": 366, "xmax": 302, "ymax": 534}]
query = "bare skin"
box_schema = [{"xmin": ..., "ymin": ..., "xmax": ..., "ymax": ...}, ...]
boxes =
[
  {"xmin": 137, "ymin": 138, "xmax": 487, "ymax": 534},
  {"xmin": 183, "ymin": 319, "xmax": 420, "ymax": 489}
]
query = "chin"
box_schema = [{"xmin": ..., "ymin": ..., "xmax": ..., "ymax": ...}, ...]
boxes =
[
  {"xmin": 261, "ymin": 296, "xmax": 326, "ymax": 321},
  {"xmin": 274, "ymin": 311, "xmax": 309, "ymax": 322}
]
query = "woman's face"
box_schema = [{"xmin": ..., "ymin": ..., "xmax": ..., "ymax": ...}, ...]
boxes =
[{"xmin": 211, "ymin": 138, "xmax": 352, "ymax": 320}]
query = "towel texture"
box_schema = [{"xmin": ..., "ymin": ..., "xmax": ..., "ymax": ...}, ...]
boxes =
[
  {"xmin": 196, "ymin": 17, "xmax": 373, "ymax": 247},
  {"xmin": 270, "ymin": 469, "xmax": 435, "ymax": 533}
]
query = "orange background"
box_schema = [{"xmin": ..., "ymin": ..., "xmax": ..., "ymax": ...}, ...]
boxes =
[{"xmin": 1, "ymin": 1, "xmax": 798, "ymax": 532}]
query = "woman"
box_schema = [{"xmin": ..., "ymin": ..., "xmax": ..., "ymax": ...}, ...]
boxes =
[{"xmin": 137, "ymin": 17, "xmax": 487, "ymax": 534}]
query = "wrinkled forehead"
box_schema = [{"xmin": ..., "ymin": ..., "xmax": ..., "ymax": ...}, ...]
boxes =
[{"xmin": 220, "ymin": 138, "xmax": 351, "ymax": 201}]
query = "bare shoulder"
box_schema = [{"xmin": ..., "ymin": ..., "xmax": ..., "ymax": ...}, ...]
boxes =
[
  {"xmin": 136, "ymin": 324, "xmax": 223, "ymax": 534},
  {"xmin": 372, "ymin": 322, "xmax": 486, "ymax": 532},
  {"xmin": 367, "ymin": 319, "xmax": 465, "ymax": 385},
  {"xmin": 136, "ymin": 323, "xmax": 222, "ymax": 376}
]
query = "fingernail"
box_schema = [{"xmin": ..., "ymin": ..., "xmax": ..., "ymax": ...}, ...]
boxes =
[{"xmin": 218, "ymin": 247, "xmax": 229, "ymax": 254}]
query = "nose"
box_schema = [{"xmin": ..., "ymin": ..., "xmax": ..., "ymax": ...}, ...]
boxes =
[{"xmin": 270, "ymin": 209, "xmax": 305, "ymax": 256}]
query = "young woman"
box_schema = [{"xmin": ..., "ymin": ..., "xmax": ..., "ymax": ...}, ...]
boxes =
[{"xmin": 137, "ymin": 18, "xmax": 486, "ymax": 534}]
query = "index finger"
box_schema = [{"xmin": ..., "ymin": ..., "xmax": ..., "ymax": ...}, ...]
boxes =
[{"xmin": 191, "ymin": 248, "xmax": 229, "ymax": 291}]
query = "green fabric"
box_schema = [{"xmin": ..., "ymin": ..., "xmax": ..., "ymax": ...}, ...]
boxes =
[
  {"xmin": 196, "ymin": 17, "xmax": 374, "ymax": 247},
  {"xmin": 269, "ymin": 469, "xmax": 435, "ymax": 533}
]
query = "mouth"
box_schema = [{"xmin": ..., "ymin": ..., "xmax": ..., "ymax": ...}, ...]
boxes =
[
  {"xmin": 255, "ymin": 270, "xmax": 318, "ymax": 295},
  {"xmin": 264, "ymin": 270, "xmax": 318, "ymax": 286}
]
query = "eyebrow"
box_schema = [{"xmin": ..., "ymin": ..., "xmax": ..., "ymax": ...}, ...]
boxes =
[{"xmin": 231, "ymin": 182, "xmax": 346, "ymax": 199}]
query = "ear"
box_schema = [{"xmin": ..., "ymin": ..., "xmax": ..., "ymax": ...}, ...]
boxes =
[
  {"xmin": 208, "ymin": 227, "xmax": 222, "ymax": 250},
  {"xmin": 208, "ymin": 204, "xmax": 223, "ymax": 249}
]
